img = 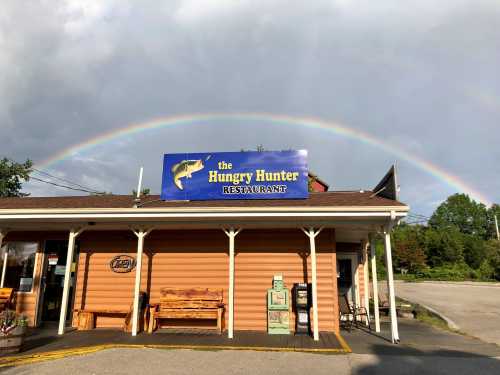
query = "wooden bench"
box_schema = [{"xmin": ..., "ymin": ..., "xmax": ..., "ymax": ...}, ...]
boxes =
[
  {"xmin": 76, "ymin": 292, "xmax": 147, "ymax": 332},
  {"xmin": 148, "ymin": 288, "xmax": 224, "ymax": 334},
  {"xmin": 0, "ymin": 288, "xmax": 14, "ymax": 312},
  {"xmin": 76, "ymin": 309, "xmax": 129, "ymax": 330}
]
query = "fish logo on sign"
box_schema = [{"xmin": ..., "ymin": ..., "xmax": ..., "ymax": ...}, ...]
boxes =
[{"xmin": 171, "ymin": 155, "xmax": 211, "ymax": 190}]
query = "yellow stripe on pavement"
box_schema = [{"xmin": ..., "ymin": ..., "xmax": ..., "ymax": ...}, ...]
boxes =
[{"xmin": 0, "ymin": 341, "xmax": 350, "ymax": 368}]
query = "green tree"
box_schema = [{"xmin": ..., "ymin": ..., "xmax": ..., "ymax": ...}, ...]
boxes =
[
  {"xmin": 461, "ymin": 234, "xmax": 487, "ymax": 269},
  {"xmin": 429, "ymin": 194, "xmax": 490, "ymax": 239},
  {"xmin": 132, "ymin": 188, "xmax": 150, "ymax": 197},
  {"xmin": 424, "ymin": 226, "xmax": 464, "ymax": 266},
  {"xmin": 392, "ymin": 224, "xmax": 427, "ymax": 273},
  {"xmin": 0, "ymin": 158, "xmax": 32, "ymax": 197},
  {"xmin": 483, "ymin": 240, "xmax": 500, "ymax": 280}
]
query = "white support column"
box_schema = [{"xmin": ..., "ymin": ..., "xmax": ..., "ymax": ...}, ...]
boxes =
[
  {"xmin": 58, "ymin": 228, "xmax": 84, "ymax": 335},
  {"xmin": 0, "ymin": 230, "xmax": 7, "ymax": 288},
  {"xmin": 369, "ymin": 234, "xmax": 381, "ymax": 333},
  {"xmin": 301, "ymin": 227, "xmax": 323, "ymax": 341},
  {"xmin": 223, "ymin": 228, "xmax": 242, "ymax": 339},
  {"xmin": 362, "ymin": 240, "xmax": 370, "ymax": 326},
  {"xmin": 131, "ymin": 228, "xmax": 153, "ymax": 336},
  {"xmin": 384, "ymin": 230, "xmax": 400, "ymax": 343}
]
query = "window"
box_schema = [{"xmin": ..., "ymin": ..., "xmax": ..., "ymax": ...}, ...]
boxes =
[{"xmin": 0, "ymin": 242, "xmax": 38, "ymax": 292}]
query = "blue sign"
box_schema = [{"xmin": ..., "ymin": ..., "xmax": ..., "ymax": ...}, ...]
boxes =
[{"xmin": 161, "ymin": 150, "xmax": 308, "ymax": 201}]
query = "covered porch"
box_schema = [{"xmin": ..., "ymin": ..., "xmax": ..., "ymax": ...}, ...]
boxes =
[
  {"xmin": 15, "ymin": 324, "xmax": 350, "ymax": 356},
  {"xmin": 0, "ymin": 193, "xmax": 408, "ymax": 349}
]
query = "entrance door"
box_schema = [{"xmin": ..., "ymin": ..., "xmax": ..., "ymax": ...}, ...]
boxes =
[
  {"xmin": 337, "ymin": 254, "xmax": 358, "ymax": 305},
  {"xmin": 40, "ymin": 240, "xmax": 79, "ymax": 322}
]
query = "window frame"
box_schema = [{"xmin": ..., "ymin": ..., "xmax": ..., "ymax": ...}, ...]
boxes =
[{"xmin": 0, "ymin": 241, "xmax": 40, "ymax": 294}]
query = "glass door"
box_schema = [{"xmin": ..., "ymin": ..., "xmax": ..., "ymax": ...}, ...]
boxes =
[
  {"xmin": 40, "ymin": 240, "xmax": 78, "ymax": 322},
  {"xmin": 338, "ymin": 259, "xmax": 353, "ymax": 300}
]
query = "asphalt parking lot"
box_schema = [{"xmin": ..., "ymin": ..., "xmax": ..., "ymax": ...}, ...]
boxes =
[
  {"xmin": 2, "ymin": 347, "xmax": 499, "ymax": 375},
  {"xmin": 394, "ymin": 281, "xmax": 500, "ymax": 345}
]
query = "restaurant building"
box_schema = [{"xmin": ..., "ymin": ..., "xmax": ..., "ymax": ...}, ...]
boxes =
[{"xmin": 0, "ymin": 152, "xmax": 408, "ymax": 344}]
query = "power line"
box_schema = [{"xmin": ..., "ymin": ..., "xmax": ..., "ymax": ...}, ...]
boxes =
[
  {"xmin": 29, "ymin": 176, "xmax": 105, "ymax": 195},
  {"xmin": 407, "ymin": 212, "xmax": 430, "ymax": 219},
  {"xmin": 2, "ymin": 156, "xmax": 106, "ymax": 195},
  {"xmin": 402, "ymin": 211, "xmax": 431, "ymax": 226},
  {"xmin": 31, "ymin": 168, "xmax": 104, "ymax": 194},
  {"xmin": 406, "ymin": 212, "xmax": 431, "ymax": 223}
]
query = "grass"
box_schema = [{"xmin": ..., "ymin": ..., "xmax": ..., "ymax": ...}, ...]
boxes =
[
  {"xmin": 412, "ymin": 305, "xmax": 451, "ymax": 331},
  {"xmin": 395, "ymin": 297, "xmax": 454, "ymax": 333}
]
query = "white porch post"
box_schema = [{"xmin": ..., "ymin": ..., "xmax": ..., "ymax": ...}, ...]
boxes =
[
  {"xmin": 131, "ymin": 228, "xmax": 153, "ymax": 336},
  {"xmin": 384, "ymin": 229, "xmax": 400, "ymax": 343},
  {"xmin": 0, "ymin": 230, "xmax": 7, "ymax": 288},
  {"xmin": 223, "ymin": 228, "xmax": 241, "ymax": 339},
  {"xmin": 369, "ymin": 234, "xmax": 381, "ymax": 332},
  {"xmin": 302, "ymin": 227, "xmax": 323, "ymax": 341},
  {"xmin": 362, "ymin": 240, "xmax": 370, "ymax": 326},
  {"xmin": 58, "ymin": 228, "xmax": 84, "ymax": 335}
]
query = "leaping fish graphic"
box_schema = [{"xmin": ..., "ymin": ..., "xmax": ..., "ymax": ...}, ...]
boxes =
[{"xmin": 171, "ymin": 155, "xmax": 211, "ymax": 190}]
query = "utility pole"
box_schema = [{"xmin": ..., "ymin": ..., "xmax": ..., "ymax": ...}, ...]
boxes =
[{"xmin": 495, "ymin": 215, "xmax": 500, "ymax": 241}]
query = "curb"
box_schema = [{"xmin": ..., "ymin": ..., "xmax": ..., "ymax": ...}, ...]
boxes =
[
  {"xmin": 414, "ymin": 303, "xmax": 460, "ymax": 331},
  {"xmin": 0, "ymin": 338, "xmax": 351, "ymax": 368},
  {"xmin": 395, "ymin": 280, "xmax": 500, "ymax": 288},
  {"xmin": 397, "ymin": 296, "xmax": 460, "ymax": 331}
]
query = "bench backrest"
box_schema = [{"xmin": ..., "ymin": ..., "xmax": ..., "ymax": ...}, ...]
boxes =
[
  {"xmin": 0, "ymin": 288, "xmax": 14, "ymax": 307},
  {"xmin": 159, "ymin": 288, "xmax": 223, "ymax": 310}
]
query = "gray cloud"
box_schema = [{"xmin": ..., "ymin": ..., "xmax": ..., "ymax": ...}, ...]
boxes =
[{"xmin": 1, "ymin": 0, "xmax": 499, "ymax": 215}]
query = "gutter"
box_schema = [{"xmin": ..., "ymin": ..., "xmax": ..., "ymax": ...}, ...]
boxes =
[
  {"xmin": 0, "ymin": 205, "xmax": 409, "ymax": 215},
  {"xmin": 0, "ymin": 211, "xmax": 408, "ymax": 220}
]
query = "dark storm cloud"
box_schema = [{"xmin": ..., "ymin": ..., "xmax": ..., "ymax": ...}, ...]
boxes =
[{"xmin": 1, "ymin": 0, "xmax": 499, "ymax": 214}]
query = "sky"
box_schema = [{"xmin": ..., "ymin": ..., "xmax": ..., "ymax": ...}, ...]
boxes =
[{"xmin": 1, "ymin": 0, "xmax": 499, "ymax": 217}]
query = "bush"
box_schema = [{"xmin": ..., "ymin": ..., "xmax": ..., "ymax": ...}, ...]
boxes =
[
  {"xmin": 409, "ymin": 263, "xmax": 478, "ymax": 281},
  {"xmin": 477, "ymin": 260, "xmax": 495, "ymax": 280}
]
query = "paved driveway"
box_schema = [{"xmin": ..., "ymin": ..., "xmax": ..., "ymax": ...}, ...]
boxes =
[
  {"xmin": 3, "ymin": 348, "xmax": 500, "ymax": 375},
  {"xmin": 394, "ymin": 281, "xmax": 500, "ymax": 345}
]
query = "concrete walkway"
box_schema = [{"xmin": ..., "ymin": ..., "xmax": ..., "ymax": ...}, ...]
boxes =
[{"xmin": 394, "ymin": 280, "xmax": 500, "ymax": 345}]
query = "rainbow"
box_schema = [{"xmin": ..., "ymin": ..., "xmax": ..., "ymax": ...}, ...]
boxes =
[{"xmin": 35, "ymin": 113, "xmax": 492, "ymax": 206}]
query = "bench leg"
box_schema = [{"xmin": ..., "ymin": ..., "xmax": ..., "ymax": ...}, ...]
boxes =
[
  {"xmin": 217, "ymin": 308, "xmax": 223, "ymax": 335},
  {"xmin": 77, "ymin": 311, "xmax": 95, "ymax": 330},
  {"xmin": 143, "ymin": 308, "xmax": 149, "ymax": 332},
  {"xmin": 148, "ymin": 306, "xmax": 156, "ymax": 334}
]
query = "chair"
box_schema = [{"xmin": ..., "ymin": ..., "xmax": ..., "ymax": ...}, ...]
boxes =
[
  {"xmin": 338, "ymin": 294, "xmax": 371, "ymax": 332},
  {"xmin": 378, "ymin": 292, "xmax": 391, "ymax": 316}
]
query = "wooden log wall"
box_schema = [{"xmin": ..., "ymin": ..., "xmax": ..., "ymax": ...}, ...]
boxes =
[{"xmin": 74, "ymin": 229, "xmax": 340, "ymax": 333}]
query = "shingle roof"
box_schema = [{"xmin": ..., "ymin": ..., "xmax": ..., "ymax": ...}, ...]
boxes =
[{"xmin": 0, "ymin": 192, "xmax": 407, "ymax": 210}]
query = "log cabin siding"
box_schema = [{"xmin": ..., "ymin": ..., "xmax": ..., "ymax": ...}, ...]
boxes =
[
  {"xmin": 234, "ymin": 229, "xmax": 338, "ymax": 332},
  {"xmin": 73, "ymin": 229, "xmax": 339, "ymax": 332}
]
